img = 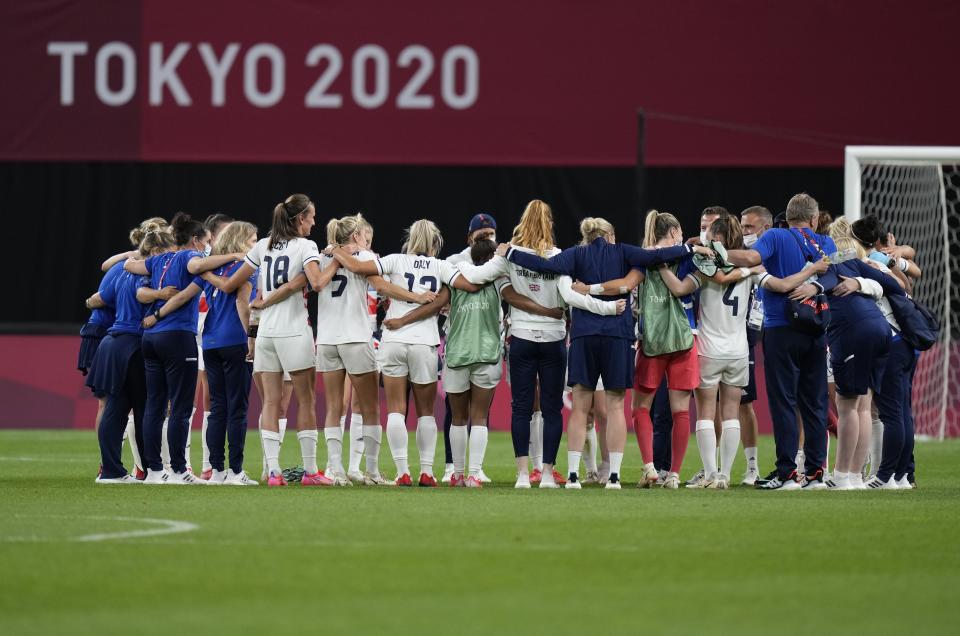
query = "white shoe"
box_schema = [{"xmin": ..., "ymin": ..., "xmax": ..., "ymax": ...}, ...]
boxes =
[
  {"xmin": 166, "ymin": 470, "xmax": 205, "ymax": 485},
  {"xmin": 540, "ymin": 473, "xmax": 560, "ymax": 489},
  {"xmin": 604, "ymin": 474, "xmax": 622, "ymax": 490},
  {"xmin": 207, "ymin": 469, "xmax": 229, "ymax": 485},
  {"xmin": 441, "ymin": 463, "xmax": 455, "ymax": 484},
  {"xmin": 849, "ymin": 473, "xmax": 867, "ymax": 490},
  {"xmin": 638, "ymin": 464, "xmax": 660, "ymax": 489},
  {"xmin": 685, "ymin": 468, "xmax": 705, "ymax": 486},
  {"xmin": 477, "ymin": 469, "xmax": 492, "ymax": 484},
  {"xmin": 741, "ymin": 468, "xmax": 759, "ymax": 486},
  {"xmin": 95, "ymin": 473, "xmax": 141, "ymax": 484},
  {"xmin": 706, "ymin": 474, "xmax": 729, "ymax": 490},
  {"xmin": 581, "ymin": 470, "xmax": 600, "ymax": 485},
  {"xmin": 224, "ymin": 470, "xmax": 259, "ymax": 486},
  {"xmin": 563, "ymin": 479, "xmax": 582, "ymax": 490},
  {"xmin": 363, "ymin": 471, "xmax": 396, "ymax": 486},
  {"xmin": 896, "ymin": 476, "xmax": 912, "ymax": 489},
  {"xmin": 330, "ymin": 472, "xmax": 353, "ymax": 487},
  {"xmin": 863, "ymin": 475, "xmax": 897, "ymax": 490},
  {"xmin": 143, "ymin": 468, "xmax": 170, "ymax": 485},
  {"xmin": 657, "ymin": 469, "xmax": 669, "ymax": 482},
  {"xmin": 514, "ymin": 473, "xmax": 531, "ymax": 489},
  {"xmin": 825, "ymin": 473, "xmax": 851, "ymax": 490},
  {"xmin": 660, "ymin": 473, "xmax": 680, "ymax": 489},
  {"xmin": 347, "ymin": 470, "xmax": 366, "ymax": 484}
]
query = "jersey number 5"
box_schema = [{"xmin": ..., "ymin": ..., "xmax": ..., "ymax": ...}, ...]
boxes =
[{"xmin": 263, "ymin": 255, "xmax": 290, "ymax": 292}]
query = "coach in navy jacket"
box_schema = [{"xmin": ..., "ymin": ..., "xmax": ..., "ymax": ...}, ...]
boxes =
[{"xmin": 727, "ymin": 193, "xmax": 838, "ymax": 488}]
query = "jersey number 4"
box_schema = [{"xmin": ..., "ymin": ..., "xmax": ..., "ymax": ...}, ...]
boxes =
[
  {"xmin": 722, "ymin": 283, "xmax": 739, "ymax": 316},
  {"xmin": 263, "ymin": 255, "xmax": 290, "ymax": 292}
]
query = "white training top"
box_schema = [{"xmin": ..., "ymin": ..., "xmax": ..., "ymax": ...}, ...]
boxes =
[
  {"xmin": 245, "ymin": 236, "xmax": 320, "ymax": 338},
  {"xmin": 695, "ymin": 274, "xmax": 761, "ymax": 359},
  {"xmin": 377, "ymin": 253, "xmax": 462, "ymax": 346},
  {"xmin": 456, "ymin": 248, "xmax": 618, "ymax": 342},
  {"xmin": 315, "ymin": 250, "xmax": 377, "ymax": 345}
]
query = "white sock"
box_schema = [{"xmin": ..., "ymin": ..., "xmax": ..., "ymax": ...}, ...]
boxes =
[
  {"xmin": 324, "ymin": 427, "xmax": 344, "ymax": 475},
  {"xmin": 297, "ymin": 429, "xmax": 319, "ymax": 474},
  {"xmin": 386, "ymin": 412, "xmax": 409, "ymax": 476},
  {"xmin": 363, "ymin": 424, "xmax": 381, "ymax": 475},
  {"xmin": 450, "ymin": 425, "xmax": 468, "ymax": 475},
  {"xmin": 744, "ymin": 446, "xmax": 758, "ymax": 471},
  {"xmin": 825, "ymin": 434, "xmax": 831, "ymax": 473},
  {"xmin": 584, "ymin": 426, "xmax": 599, "ymax": 473},
  {"xmin": 348, "ymin": 413, "xmax": 364, "ymax": 473},
  {"xmin": 260, "ymin": 413, "xmax": 267, "ymax": 476},
  {"xmin": 719, "ymin": 420, "xmax": 740, "ymax": 478},
  {"xmin": 468, "ymin": 426, "xmax": 488, "ymax": 478},
  {"xmin": 608, "ymin": 451, "xmax": 623, "ymax": 478},
  {"xmin": 160, "ymin": 418, "xmax": 171, "ymax": 471},
  {"xmin": 278, "ymin": 417, "xmax": 288, "ymax": 440},
  {"xmin": 695, "ymin": 420, "xmax": 718, "ymax": 479},
  {"xmin": 870, "ymin": 418, "xmax": 884, "ymax": 477},
  {"xmin": 567, "ymin": 451, "xmax": 581, "ymax": 479},
  {"xmin": 795, "ymin": 449, "xmax": 805, "ymax": 472},
  {"xmin": 185, "ymin": 408, "xmax": 195, "ymax": 470},
  {"xmin": 201, "ymin": 410, "xmax": 211, "ymax": 471},
  {"xmin": 416, "ymin": 416, "xmax": 437, "ymax": 476},
  {"xmin": 529, "ymin": 411, "xmax": 543, "ymax": 470},
  {"xmin": 124, "ymin": 415, "xmax": 143, "ymax": 470},
  {"xmin": 261, "ymin": 429, "xmax": 282, "ymax": 475},
  {"xmin": 339, "ymin": 414, "xmax": 346, "ymax": 435}
]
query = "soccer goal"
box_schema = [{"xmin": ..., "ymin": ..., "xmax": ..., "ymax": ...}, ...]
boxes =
[{"xmin": 844, "ymin": 146, "xmax": 960, "ymax": 440}]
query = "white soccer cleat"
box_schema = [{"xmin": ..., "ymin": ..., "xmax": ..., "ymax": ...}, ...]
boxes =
[
  {"xmin": 604, "ymin": 474, "xmax": 622, "ymax": 490},
  {"xmin": 638, "ymin": 464, "xmax": 661, "ymax": 489},
  {"xmin": 347, "ymin": 470, "xmax": 366, "ymax": 484},
  {"xmin": 223, "ymin": 470, "xmax": 259, "ymax": 486},
  {"xmin": 95, "ymin": 474, "xmax": 141, "ymax": 484},
  {"xmin": 685, "ymin": 468, "xmax": 705, "ymax": 486},
  {"xmin": 661, "ymin": 473, "xmax": 680, "ymax": 489},
  {"xmin": 441, "ymin": 463, "xmax": 455, "ymax": 484},
  {"xmin": 330, "ymin": 472, "xmax": 353, "ymax": 487},
  {"xmin": 477, "ymin": 469, "xmax": 492, "ymax": 484},
  {"xmin": 849, "ymin": 473, "xmax": 867, "ymax": 490},
  {"xmin": 515, "ymin": 473, "xmax": 531, "ymax": 489},
  {"xmin": 581, "ymin": 470, "xmax": 600, "ymax": 485},
  {"xmin": 166, "ymin": 470, "xmax": 206, "ymax": 485},
  {"xmin": 706, "ymin": 474, "xmax": 729, "ymax": 490},
  {"xmin": 741, "ymin": 468, "xmax": 760, "ymax": 487},
  {"xmin": 363, "ymin": 471, "xmax": 396, "ymax": 486},
  {"xmin": 207, "ymin": 469, "xmax": 229, "ymax": 485},
  {"xmin": 143, "ymin": 469, "xmax": 170, "ymax": 485},
  {"xmin": 896, "ymin": 476, "xmax": 912, "ymax": 489}
]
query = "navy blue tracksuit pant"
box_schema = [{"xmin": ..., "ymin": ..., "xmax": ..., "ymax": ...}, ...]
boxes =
[
  {"xmin": 763, "ymin": 326, "xmax": 828, "ymax": 478},
  {"xmin": 99, "ymin": 345, "xmax": 147, "ymax": 478},
  {"xmin": 509, "ymin": 337, "xmax": 567, "ymax": 464},
  {"xmin": 651, "ymin": 379, "xmax": 673, "ymax": 472},
  {"xmin": 204, "ymin": 344, "xmax": 251, "ymax": 473},
  {"xmin": 875, "ymin": 337, "xmax": 917, "ymax": 481},
  {"xmin": 142, "ymin": 331, "xmax": 198, "ymax": 473}
]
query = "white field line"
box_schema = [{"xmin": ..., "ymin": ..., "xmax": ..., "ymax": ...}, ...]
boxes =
[
  {"xmin": 0, "ymin": 456, "xmax": 91, "ymax": 463},
  {"xmin": 2, "ymin": 515, "xmax": 198, "ymax": 543}
]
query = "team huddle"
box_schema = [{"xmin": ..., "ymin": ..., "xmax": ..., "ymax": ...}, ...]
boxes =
[{"xmin": 80, "ymin": 192, "xmax": 927, "ymax": 491}]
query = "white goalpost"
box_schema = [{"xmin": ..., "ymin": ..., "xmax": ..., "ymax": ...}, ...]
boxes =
[{"xmin": 844, "ymin": 146, "xmax": 960, "ymax": 440}]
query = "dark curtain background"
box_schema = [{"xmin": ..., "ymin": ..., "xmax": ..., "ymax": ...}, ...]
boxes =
[{"xmin": 0, "ymin": 161, "xmax": 842, "ymax": 329}]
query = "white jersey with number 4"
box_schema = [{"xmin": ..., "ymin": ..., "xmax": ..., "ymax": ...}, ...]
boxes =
[
  {"xmin": 244, "ymin": 237, "xmax": 320, "ymax": 338},
  {"xmin": 376, "ymin": 253, "xmax": 461, "ymax": 346},
  {"xmin": 316, "ymin": 251, "xmax": 377, "ymax": 344},
  {"xmin": 696, "ymin": 274, "xmax": 761, "ymax": 359}
]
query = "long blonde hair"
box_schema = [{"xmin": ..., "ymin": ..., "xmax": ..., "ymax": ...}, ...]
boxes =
[
  {"xmin": 402, "ymin": 219, "xmax": 443, "ymax": 256},
  {"xmin": 579, "ymin": 217, "xmax": 615, "ymax": 244},
  {"xmin": 511, "ymin": 199, "xmax": 555, "ymax": 256},
  {"xmin": 829, "ymin": 216, "xmax": 866, "ymax": 258},
  {"xmin": 642, "ymin": 209, "xmax": 681, "ymax": 247},
  {"xmin": 327, "ymin": 213, "xmax": 368, "ymax": 246},
  {"xmin": 214, "ymin": 221, "xmax": 257, "ymax": 256}
]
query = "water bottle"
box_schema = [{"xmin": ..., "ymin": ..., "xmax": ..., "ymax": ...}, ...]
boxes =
[{"xmin": 828, "ymin": 248, "xmax": 859, "ymax": 264}]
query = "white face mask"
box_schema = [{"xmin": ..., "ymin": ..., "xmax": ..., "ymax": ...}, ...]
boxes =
[
  {"xmin": 743, "ymin": 232, "xmax": 758, "ymax": 247},
  {"xmin": 699, "ymin": 231, "xmax": 708, "ymax": 245},
  {"xmin": 202, "ymin": 243, "xmax": 212, "ymax": 257}
]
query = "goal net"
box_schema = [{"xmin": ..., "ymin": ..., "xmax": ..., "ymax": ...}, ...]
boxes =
[{"xmin": 845, "ymin": 146, "xmax": 960, "ymax": 439}]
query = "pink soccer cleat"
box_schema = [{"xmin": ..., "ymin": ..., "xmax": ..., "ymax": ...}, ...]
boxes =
[
  {"xmin": 418, "ymin": 473, "xmax": 438, "ymax": 488},
  {"xmin": 396, "ymin": 473, "xmax": 414, "ymax": 487},
  {"xmin": 267, "ymin": 472, "xmax": 288, "ymax": 487},
  {"xmin": 301, "ymin": 471, "xmax": 334, "ymax": 486},
  {"xmin": 551, "ymin": 469, "xmax": 567, "ymax": 486},
  {"xmin": 449, "ymin": 473, "xmax": 466, "ymax": 487},
  {"xmin": 465, "ymin": 475, "xmax": 483, "ymax": 489},
  {"xmin": 529, "ymin": 468, "xmax": 542, "ymax": 484}
]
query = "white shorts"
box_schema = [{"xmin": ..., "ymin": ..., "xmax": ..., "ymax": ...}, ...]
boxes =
[
  {"xmin": 316, "ymin": 342, "xmax": 377, "ymax": 375},
  {"xmin": 443, "ymin": 361, "xmax": 502, "ymax": 393},
  {"xmin": 254, "ymin": 325, "xmax": 316, "ymax": 373},
  {"xmin": 196, "ymin": 333, "xmax": 205, "ymax": 371},
  {"xmin": 378, "ymin": 342, "xmax": 438, "ymax": 384},
  {"xmin": 698, "ymin": 355, "xmax": 749, "ymax": 388}
]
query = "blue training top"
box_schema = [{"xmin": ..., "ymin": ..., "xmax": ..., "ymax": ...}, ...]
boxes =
[
  {"xmin": 508, "ymin": 238, "xmax": 692, "ymax": 340},
  {"xmin": 82, "ymin": 260, "xmax": 125, "ymax": 333},
  {"xmin": 105, "ymin": 266, "xmax": 151, "ymax": 336},
  {"xmin": 754, "ymin": 227, "xmax": 838, "ymax": 328},
  {"xmin": 201, "ymin": 261, "xmax": 256, "ymax": 350},
  {"xmin": 143, "ymin": 249, "xmax": 203, "ymax": 334}
]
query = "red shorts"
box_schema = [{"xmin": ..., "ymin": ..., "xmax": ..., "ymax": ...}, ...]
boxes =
[{"xmin": 634, "ymin": 339, "xmax": 700, "ymax": 392}]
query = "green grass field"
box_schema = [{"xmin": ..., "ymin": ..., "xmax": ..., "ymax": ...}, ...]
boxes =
[{"xmin": 2, "ymin": 429, "xmax": 959, "ymax": 635}]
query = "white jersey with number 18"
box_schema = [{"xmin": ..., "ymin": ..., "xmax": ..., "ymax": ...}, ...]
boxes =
[
  {"xmin": 377, "ymin": 253, "xmax": 461, "ymax": 346},
  {"xmin": 315, "ymin": 250, "xmax": 377, "ymax": 344},
  {"xmin": 244, "ymin": 236, "xmax": 320, "ymax": 338}
]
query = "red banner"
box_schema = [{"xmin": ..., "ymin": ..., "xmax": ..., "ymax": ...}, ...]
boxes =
[{"xmin": 1, "ymin": 0, "xmax": 957, "ymax": 166}]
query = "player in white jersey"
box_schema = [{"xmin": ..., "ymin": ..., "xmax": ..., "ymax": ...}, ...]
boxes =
[
  {"xmin": 331, "ymin": 219, "xmax": 480, "ymax": 487},
  {"xmin": 215, "ymin": 194, "xmax": 342, "ymax": 487},
  {"xmin": 315, "ymin": 213, "xmax": 436, "ymax": 485},
  {"xmin": 658, "ymin": 216, "xmax": 824, "ymax": 488}
]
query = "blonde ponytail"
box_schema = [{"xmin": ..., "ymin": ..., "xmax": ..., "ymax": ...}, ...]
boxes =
[{"xmin": 579, "ymin": 217, "xmax": 615, "ymax": 244}]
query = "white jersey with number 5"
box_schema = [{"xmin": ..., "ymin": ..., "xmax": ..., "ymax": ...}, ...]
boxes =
[
  {"xmin": 697, "ymin": 274, "xmax": 760, "ymax": 359},
  {"xmin": 376, "ymin": 253, "xmax": 461, "ymax": 346},
  {"xmin": 244, "ymin": 237, "xmax": 320, "ymax": 337},
  {"xmin": 316, "ymin": 251, "xmax": 377, "ymax": 344}
]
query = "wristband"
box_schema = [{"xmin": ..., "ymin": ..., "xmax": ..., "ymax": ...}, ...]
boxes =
[
  {"xmin": 589, "ymin": 284, "xmax": 604, "ymax": 295},
  {"xmin": 153, "ymin": 308, "xmax": 162, "ymax": 321},
  {"xmin": 898, "ymin": 257, "xmax": 909, "ymax": 272},
  {"xmin": 738, "ymin": 267, "xmax": 751, "ymax": 279}
]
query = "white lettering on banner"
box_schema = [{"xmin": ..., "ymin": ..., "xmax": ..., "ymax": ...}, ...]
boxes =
[
  {"xmin": 95, "ymin": 42, "xmax": 136, "ymax": 106},
  {"xmin": 304, "ymin": 44, "xmax": 343, "ymax": 108},
  {"xmin": 149, "ymin": 42, "xmax": 192, "ymax": 106},
  {"xmin": 47, "ymin": 42, "xmax": 479, "ymax": 110},
  {"xmin": 47, "ymin": 42, "xmax": 89, "ymax": 106},
  {"xmin": 244, "ymin": 43, "xmax": 285, "ymax": 108},
  {"xmin": 198, "ymin": 43, "xmax": 240, "ymax": 107}
]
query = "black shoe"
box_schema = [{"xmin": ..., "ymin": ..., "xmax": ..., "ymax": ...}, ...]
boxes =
[
  {"xmin": 754, "ymin": 469, "xmax": 779, "ymax": 487},
  {"xmin": 756, "ymin": 470, "xmax": 801, "ymax": 490},
  {"xmin": 801, "ymin": 468, "xmax": 827, "ymax": 490}
]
